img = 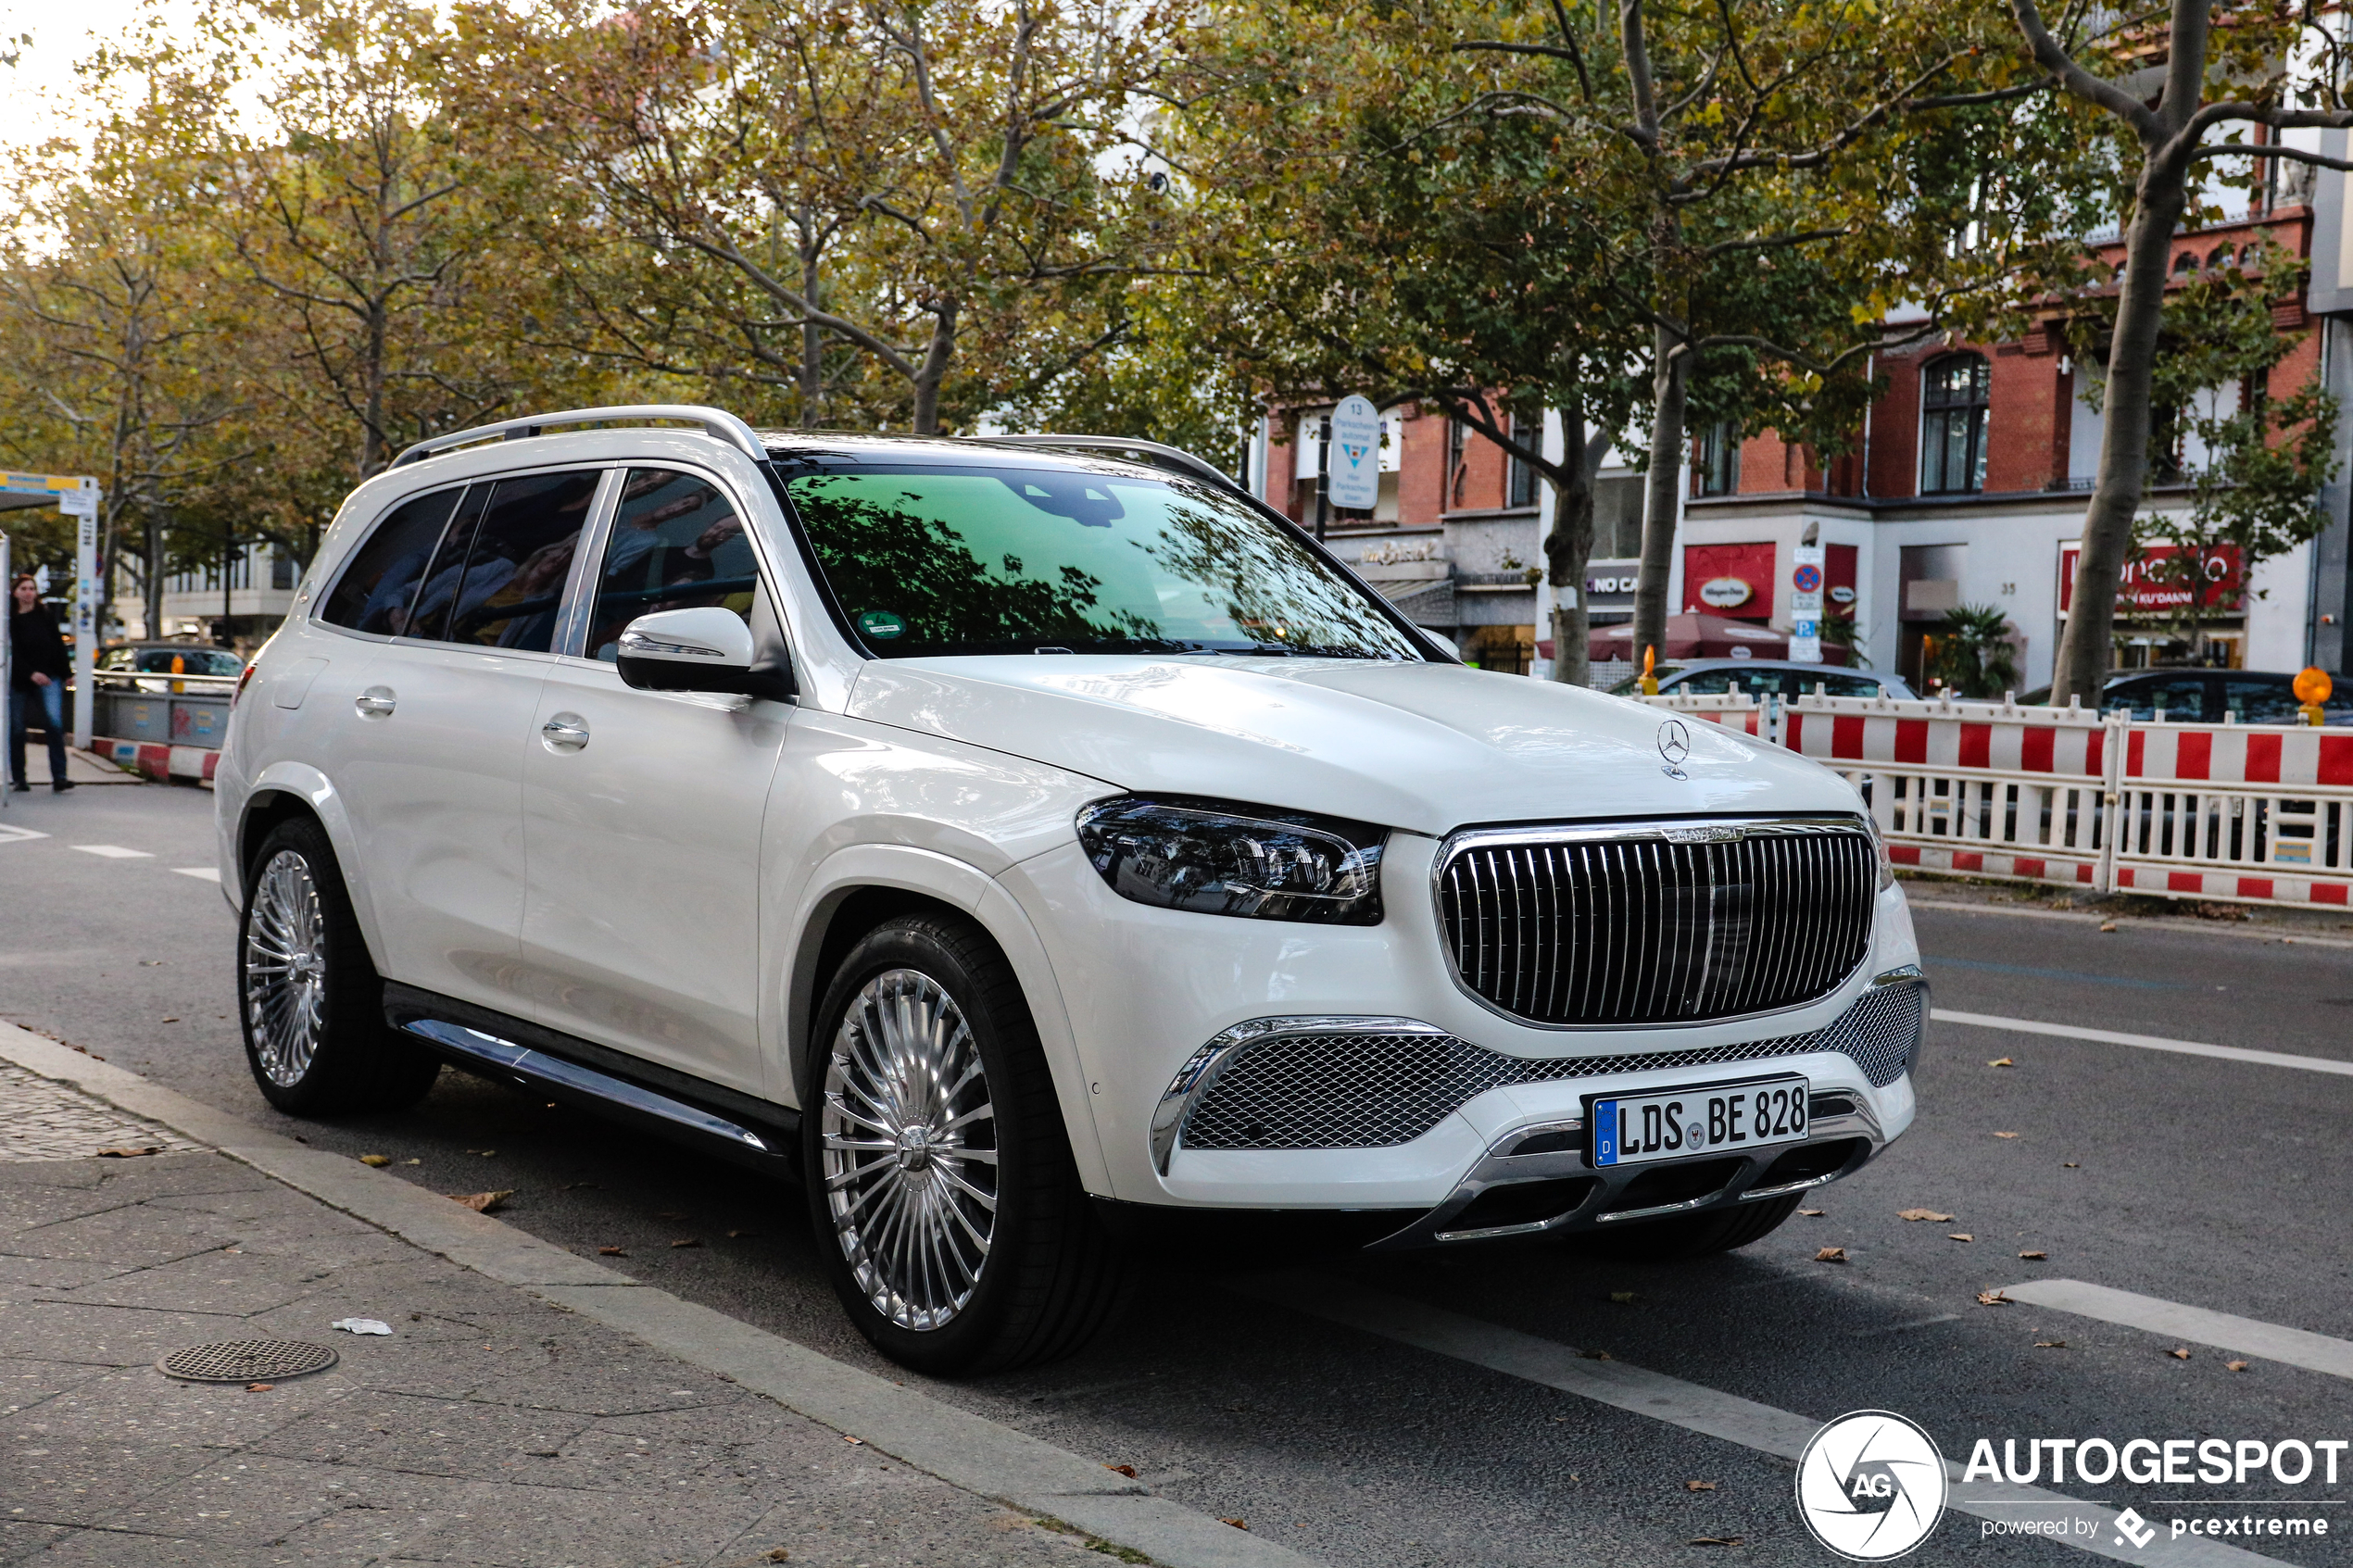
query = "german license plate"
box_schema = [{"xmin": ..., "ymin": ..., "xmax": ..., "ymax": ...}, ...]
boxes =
[{"xmin": 1591, "ymin": 1075, "xmax": 1808, "ymax": 1167}]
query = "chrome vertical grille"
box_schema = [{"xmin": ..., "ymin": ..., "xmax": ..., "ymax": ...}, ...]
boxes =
[{"xmin": 1437, "ymin": 820, "xmax": 1877, "ymax": 1026}]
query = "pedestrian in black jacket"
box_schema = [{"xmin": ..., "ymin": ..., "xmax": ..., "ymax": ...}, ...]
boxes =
[{"xmin": 8, "ymin": 575, "xmax": 74, "ymax": 793}]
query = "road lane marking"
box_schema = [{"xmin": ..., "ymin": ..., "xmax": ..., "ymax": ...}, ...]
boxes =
[
  {"xmin": 172, "ymin": 867, "xmax": 221, "ymax": 883},
  {"xmin": 1930, "ymin": 956, "xmax": 2195, "ymax": 991},
  {"xmin": 1932, "ymin": 1010, "xmax": 2353, "ymax": 1078},
  {"xmin": 0, "ymin": 823, "xmax": 48, "ymax": 843},
  {"xmin": 2000, "ymin": 1281, "xmax": 2353, "ymax": 1381},
  {"xmin": 1239, "ymin": 1275, "xmax": 2286, "ymax": 1565},
  {"xmin": 70, "ymin": 844, "xmax": 154, "ymax": 859}
]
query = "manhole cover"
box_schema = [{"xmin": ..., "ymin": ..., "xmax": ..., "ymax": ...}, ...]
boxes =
[{"xmin": 156, "ymin": 1340, "xmax": 339, "ymax": 1383}]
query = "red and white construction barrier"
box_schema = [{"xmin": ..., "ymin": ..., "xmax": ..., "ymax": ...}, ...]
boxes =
[
  {"xmin": 1637, "ymin": 688, "xmax": 2353, "ymax": 911},
  {"xmin": 91, "ymin": 739, "xmax": 219, "ymax": 785}
]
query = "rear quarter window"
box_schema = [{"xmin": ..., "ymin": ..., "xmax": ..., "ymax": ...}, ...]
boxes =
[{"xmin": 318, "ymin": 487, "xmax": 467, "ymax": 634}]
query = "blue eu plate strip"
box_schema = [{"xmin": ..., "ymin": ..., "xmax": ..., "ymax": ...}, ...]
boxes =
[{"xmin": 1593, "ymin": 1099, "xmax": 1618, "ymax": 1167}]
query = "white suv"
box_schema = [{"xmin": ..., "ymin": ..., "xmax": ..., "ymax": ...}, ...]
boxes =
[{"xmin": 215, "ymin": 406, "xmax": 1924, "ymax": 1374}]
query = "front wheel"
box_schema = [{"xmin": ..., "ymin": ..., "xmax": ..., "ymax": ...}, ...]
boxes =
[
  {"xmin": 238, "ymin": 818, "xmax": 439, "ymax": 1117},
  {"xmin": 805, "ymin": 914, "xmax": 1125, "ymax": 1375}
]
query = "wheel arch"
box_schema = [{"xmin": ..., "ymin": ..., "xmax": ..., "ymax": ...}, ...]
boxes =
[
  {"xmin": 781, "ymin": 844, "xmax": 1110, "ymax": 1197},
  {"xmin": 233, "ymin": 763, "xmax": 389, "ymax": 974}
]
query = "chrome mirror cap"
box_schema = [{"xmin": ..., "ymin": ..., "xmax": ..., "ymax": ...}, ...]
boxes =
[{"xmin": 615, "ymin": 606, "xmax": 756, "ymax": 694}]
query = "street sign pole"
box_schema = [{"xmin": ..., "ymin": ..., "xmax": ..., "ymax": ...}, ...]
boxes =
[
  {"xmin": 1314, "ymin": 416, "xmax": 1331, "ymax": 541},
  {"xmin": 65, "ymin": 483, "xmax": 100, "ymax": 751},
  {"xmin": 1789, "ymin": 543, "xmax": 1825, "ymax": 667}
]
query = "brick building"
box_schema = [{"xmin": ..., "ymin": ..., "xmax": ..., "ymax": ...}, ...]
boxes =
[{"xmin": 1247, "ymin": 177, "xmax": 2353, "ymax": 690}]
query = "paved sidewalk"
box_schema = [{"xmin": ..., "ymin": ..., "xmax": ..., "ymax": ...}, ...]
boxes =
[{"xmin": 0, "ymin": 1068, "xmax": 1120, "ymax": 1566}]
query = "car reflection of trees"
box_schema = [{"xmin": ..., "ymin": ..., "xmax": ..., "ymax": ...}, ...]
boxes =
[{"xmin": 1139, "ymin": 498, "xmax": 1416, "ymax": 659}]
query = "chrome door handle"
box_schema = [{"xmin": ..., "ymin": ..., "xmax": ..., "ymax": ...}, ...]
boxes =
[
  {"xmin": 540, "ymin": 714, "xmax": 589, "ymax": 751},
  {"xmin": 354, "ymin": 687, "xmax": 396, "ymax": 718}
]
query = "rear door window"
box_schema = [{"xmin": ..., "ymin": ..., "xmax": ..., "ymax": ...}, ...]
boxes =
[
  {"xmin": 2109, "ymin": 673, "xmax": 2211, "ymax": 721},
  {"xmin": 319, "ymin": 486, "xmax": 466, "ymax": 633},
  {"xmin": 585, "ymin": 469, "xmax": 760, "ymax": 660},
  {"xmin": 2223, "ymin": 677, "xmax": 2301, "ymax": 723}
]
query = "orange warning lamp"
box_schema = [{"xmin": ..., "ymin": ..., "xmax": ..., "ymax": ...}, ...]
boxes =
[
  {"xmin": 2295, "ymin": 666, "xmax": 2332, "ymax": 726},
  {"xmin": 1640, "ymin": 645, "xmax": 1660, "ymax": 696}
]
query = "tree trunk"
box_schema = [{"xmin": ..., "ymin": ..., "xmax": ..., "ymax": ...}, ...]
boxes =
[
  {"xmin": 1545, "ymin": 403, "xmax": 1614, "ymax": 686},
  {"xmin": 143, "ymin": 506, "xmax": 166, "ymax": 641},
  {"xmin": 2052, "ymin": 171, "xmax": 2188, "ymax": 703},
  {"xmin": 909, "ymin": 298, "xmax": 958, "ymax": 435},
  {"xmin": 1631, "ymin": 331, "xmax": 1689, "ymax": 671}
]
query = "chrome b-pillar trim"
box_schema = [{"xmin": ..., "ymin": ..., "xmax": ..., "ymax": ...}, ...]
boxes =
[{"xmin": 1151, "ymin": 1015, "xmax": 1453, "ymax": 1175}]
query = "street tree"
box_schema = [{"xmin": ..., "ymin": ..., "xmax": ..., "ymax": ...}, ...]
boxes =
[{"xmin": 2010, "ymin": 0, "xmax": 2353, "ymax": 698}]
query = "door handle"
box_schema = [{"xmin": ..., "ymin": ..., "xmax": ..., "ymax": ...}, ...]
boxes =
[
  {"xmin": 540, "ymin": 713, "xmax": 590, "ymax": 751},
  {"xmin": 354, "ymin": 687, "xmax": 396, "ymax": 719}
]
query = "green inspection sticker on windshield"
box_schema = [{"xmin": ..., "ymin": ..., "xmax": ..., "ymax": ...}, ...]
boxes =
[{"xmin": 857, "ymin": 609, "xmax": 906, "ymax": 640}]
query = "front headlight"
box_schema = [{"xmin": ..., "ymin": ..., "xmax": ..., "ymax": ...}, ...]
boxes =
[
  {"xmin": 1865, "ymin": 815, "xmax": 1896, "ymax": 890},
  {"xmin": 1076, "ymin": 796, "xmax": 1387, "ymax": 924}
]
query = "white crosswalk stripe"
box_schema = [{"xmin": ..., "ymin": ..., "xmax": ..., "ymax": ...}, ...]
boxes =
[
  {"xmin": 1932, "ymin": 1010, "xmax": 2353, "ymax": 1079},
  {"xmin": 1237, "ymin": 1274, "xmax": 2289, "ymax": 1565},
  {"xmin": 70, "ymin": 844, "xmax": 153, "ymax": 859}
]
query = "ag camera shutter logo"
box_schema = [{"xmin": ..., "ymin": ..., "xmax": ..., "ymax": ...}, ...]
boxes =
[{"xmin": 1796, "ymin": 1410, "xmax": 1948, "ymax": 1560}]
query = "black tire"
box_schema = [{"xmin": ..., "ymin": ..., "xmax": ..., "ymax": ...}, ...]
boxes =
[
  {"xmin": 1569, "ymin": 1191, "xmax": 1805, "ymax": 1262},
  {"xmin": 804, "ymin": 913, "xmax": 1126, "ymax": 1376},
  {"xmin": 237, "ymin": 817, "xmax": 439, "ymax": 1117}
]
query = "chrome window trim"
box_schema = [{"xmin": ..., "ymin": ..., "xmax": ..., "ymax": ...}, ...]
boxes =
[
  {"xmin": 1150, "ymin": 1014, "xmax": 1447, "ymax": 1174},
  {"xmin": 1428, "ymin": 814, "xmax": 1879, "ymax": 1033}
]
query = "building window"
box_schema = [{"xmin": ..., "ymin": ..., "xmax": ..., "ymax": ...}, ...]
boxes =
[
  {"xmin": 1506, "ymin": 404, "xmax": 1540, "ymax": 508},
  {"xmin": 1446, "ymin": 416, "xmax": 1468, "ymax": 507},
  {"xmin": 1920, "ymin": 354, "xmax": 1990, "ymax": 495},
  {"xmin": 1692, "ymin": 421, "xmax": 1740, "ymax": 496}
]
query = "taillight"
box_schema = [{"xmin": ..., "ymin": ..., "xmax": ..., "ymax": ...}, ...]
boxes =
[{"xmin": 233, "ymin": 662, "xmax": 258, "ymax": 708}]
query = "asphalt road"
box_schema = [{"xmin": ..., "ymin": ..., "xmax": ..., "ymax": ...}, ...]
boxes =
[{"xmin": 6, "ymin": 777, "xmax": 2352, "ymax": 1568}]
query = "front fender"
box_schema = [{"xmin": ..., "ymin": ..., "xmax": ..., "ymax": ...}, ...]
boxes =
[{"xmin": 233, "ymin": 760, "xmax": 389, "ymax": 975}]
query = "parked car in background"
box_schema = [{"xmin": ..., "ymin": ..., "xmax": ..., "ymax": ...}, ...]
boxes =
[
  {"xmin": 1607, "ymin": 659, "xmax": 1917, "ymax": 702},
  {"xmin": 96, "ymin": 641, "xmax": 245, "ymax": 693},
  {"xmin": 2017, "ymin": 668, "xmax": 2353, "ymax": 724}
]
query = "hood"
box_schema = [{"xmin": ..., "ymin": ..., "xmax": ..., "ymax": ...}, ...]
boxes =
[{"xmin": 845, "ymin": 656, "xmax": 1865, "ymax": 836}]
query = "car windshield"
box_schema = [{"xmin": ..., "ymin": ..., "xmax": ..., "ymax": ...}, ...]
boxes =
[{"xmin": 779, "ymin": 463, "xmax": 1425, "ymax": 660}]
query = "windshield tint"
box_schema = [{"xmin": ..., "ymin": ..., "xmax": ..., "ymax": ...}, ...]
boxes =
[{"xmin": 781, "ymin": 465, "xmax": 1423, "ymax": 660}]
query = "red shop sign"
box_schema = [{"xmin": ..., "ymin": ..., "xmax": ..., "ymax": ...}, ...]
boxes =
[{"xmin": 2057, "ymin": 541, "xmax": 2245, "ymax": 617}]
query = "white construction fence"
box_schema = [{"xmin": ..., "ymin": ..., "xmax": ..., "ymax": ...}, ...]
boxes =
[{"xmin": 1640, "ymin": 689, "xmax": 2353, "ymax": 913}]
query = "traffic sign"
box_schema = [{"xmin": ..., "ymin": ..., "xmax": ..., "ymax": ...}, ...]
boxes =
[
  {"xmin": 1789, "ymin": 545, "xmax": 1825, "ymax": 664},
  {"xmin": 1327, "ymin": 395, "xmax": 1382, "ymax": 510}
]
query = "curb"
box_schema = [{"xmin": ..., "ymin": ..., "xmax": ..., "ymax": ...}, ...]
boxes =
[{"xmin": 0, "ymin": 1021, "xmax": 1317, "ymax": 1568}]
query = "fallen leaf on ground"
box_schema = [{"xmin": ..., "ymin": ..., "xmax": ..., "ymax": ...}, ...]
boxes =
[
  {"xmin": 1987, "ymin": 1057, "xmax": 2015, "ymax": 1068},
  {"xmin": 1689, "ymin": 1537, "xmax": 1743, "ymax": 1547},
  {"xmin": 2063, "ymin": 1161, "xmax": 2081, "ymax": 1168},
  {"xmin": 1993, "ymin": 1132, "xmax": 2020, "ymax": 1139},
  {"xmin": 245, "ymin": 1383, "xmax": 273, "ymax": 1392},
  {"xmin": 1219, "ymin": 1519, "xmax": 1249, "ymax": 1531},
  {"xmin": 2169, "ymin": 1348, "xmax": 2191, "ymax": 1360},
  {"xmin": 2034, "ymin": 1341, "xmax": 2067, "ymax": 1349},
  {"xmin": 2226, "ymin": 1361, "xmax": 2250, "ymax": 1372},
  {"xmin": 1815, "ymin": 1247, "xmax": 1848, "ymax": 1263},
  {"xmin": 2099, "ymin": 920, "xmax": 2119, "ymax": 933},
  {"xmin": 598, "ymin": 1246, "xmax": 626, "ymax": 1256},
  {"xmin": 448, "ymin": 1190, "xmax": 513, "ymax": 1213},
  {"xmin": 403, "ymin": 1158, "xmax": 420, "ymax": 1165},
  {"xmin": 95, "ymin": 1147, "xmax": 161, "ymax": 1159},
  {"xmin": 727, "ymin": 1229, "xmax": 760, "ymax": 1238},
  {"xmin": 359, "ymin": 1154, "xmax": 390, "ymax": 1167},
  {"xmin": 764, "ymin": 1550, "xmax": 789, "ymax": 1563},
  {"xmin": 160, "ymin": 1017, "xmax": 179, "ymax": 1023},
  {"xmin": 2019, "ymin": 1250, "xmax": 2047, "ymax": 1260},
  {"xmin": 1579, "ymin": 1348, "xmax": 1613, "ymax": 1361},
  {"xmin": 1609, "ymin": 1291, "xmax": 1638, "ymax": 1303},
  {"xmin": 670, "ymin": 1237, "xmax": 702, "ymax": 1248},
  {"xmin": 1948, "ymin": 1234, "xmax": 1975, "ymax": 1242},
  {"xmin": 1685, "ymin": 1480, "xmax": 1717, "ymax": 1492},
  {"xmin": 1978, "ymin": 1290, "xmax": 2010, "ymax": 1306},
  {"xmin": 1104, "ymin": 1464, "xmax": 1139, "ymax": 1478},
  {"xmin": 1897, "ymin": 1209, "xmax": 1954, "ymax": 1223},
  {"xmin": 1799, "ymin": 1208, "xmax": 1825, "ymax": 1217}
]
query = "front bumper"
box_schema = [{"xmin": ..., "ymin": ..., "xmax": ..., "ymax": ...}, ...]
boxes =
[{"xmin": 1001, "ymin": 833, "xmax": 1922, "ymax": 1211}]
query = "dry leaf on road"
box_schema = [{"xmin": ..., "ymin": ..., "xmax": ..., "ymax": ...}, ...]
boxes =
[
  {"xmin": 2169, "ymin": 1348, "xmax": 2192, "ymax": 1360},
  {"xmin": 1799, "ymin": 1208, "xmax": 1824, "ymax": 1216},
  {"xmin": 1104, "ymin": 1464, "xmax": 1139, "ymax": 1478},
  {"xmin": 359, "ymin": 1154, "xmax": 390, "ymax": 1167},
  {"xmin": 670, "ymin": 1237, "xmax": 702, "ymax": 1248},
  {"xmin": 2019, "ymin": 1250, "xmax": 2048, "ymax": 1260},
  {"xmin": 1815, "ymin": 1247, "xmax": 1849, "ymax": 1263},
  {"xmin": 1978, "ymin": 1290, "xmax": 2010, "ymax": 1306},
  {"xmin": 2063, "ymin": 1161, "xmax": 2081, "ymax": 1168},
  {"xmin": 597, "ymin": 1245, "xmax": 625, "ymax": 1256},
  {"xmin": 2098, "ymin": 920, "xmax": 2119, "ymax": 932},
  {"xmin": 447, "ymin": 1190, "xmax": 513, "ymax": 1213},
  {"xmin": 245, "ymin": 1382, "xmax": 273, "ymax": 1392},
  {"xmin": 1987, "ymin": 1058, "xmax": 2015, "ymax": 1068},
  {"xmin": 1610, "ymin": 1292, "xmax": 1638, "ymax": 1303},
  {"xmin": 1993, "ymin": 1132, "xmax": 2021, "ymax": 1139},
  {"xmin": 2034, "ymin": 1341, "xmax": 2067, "ymax": 1349},
  {"xmin": 1948, "ymin": 1234, "xmax": 1975, "ymax": 1242},
  {"xmin": 1689, "ymin": 1537, "xmax": 1743, "ymax": 1547},
  {"xmin": 1220, "ymin": 1518, "xmax": 1249, "ymax": 1531},
  {"xmin": 94, "ymin": 1147, "xmax": 161, "ymax": 1159},
  {"xmin": 1897, "ymin": 1209, "xmax": 1954, "ymax": 1223},
  {"xmin": 1686, "ymin": 1480, "xmax": 1718, "ymax": 1492},
  {"xmin": 2226, "ymin": 1361, "xmax": 2250, "ymax": 1372},
  {"xmin": 1579, "ymin": 1348, "xmax": 1614, "ymax": 1361}
]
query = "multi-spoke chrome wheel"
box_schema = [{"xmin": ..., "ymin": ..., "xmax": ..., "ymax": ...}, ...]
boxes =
[
  {"xmin": 244, "ymin": 848, "xmax": 328, "ymax": 1087},
  {"xmin": 821, "ymin": 968, "xmax": 999, "ymax": 1332}
]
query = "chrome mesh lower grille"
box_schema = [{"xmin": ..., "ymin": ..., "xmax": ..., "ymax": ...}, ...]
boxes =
[{"xmin": 1180, "ymin": 982, "xmax": 1923, "ymax": 1153}]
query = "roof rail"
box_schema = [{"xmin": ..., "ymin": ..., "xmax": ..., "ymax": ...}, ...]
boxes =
[
  {"xmin": 388, "ymin": 405, "xmax": 768, "ymax": 470},
  {"xmin": 984, "ymin": 433, "xmax": 1245, "ymax": 496}
]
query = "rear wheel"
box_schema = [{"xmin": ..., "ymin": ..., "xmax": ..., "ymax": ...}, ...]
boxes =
[
  {"xmin": 1569, "ymin": 1192, "xmax": 1804, "ymax": 1262},
  {"xmin": 806, "ymin": 913, "xmax": 1125, "ymax": 1375},
  {"xmin": 238, "ymin": 818, "xmax": 439, "ymax": 1116}
]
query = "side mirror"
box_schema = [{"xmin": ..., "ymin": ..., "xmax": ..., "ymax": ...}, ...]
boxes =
[{"xmin": 615, "ymin": 607, "xmax": 758, "ymax": 695}]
